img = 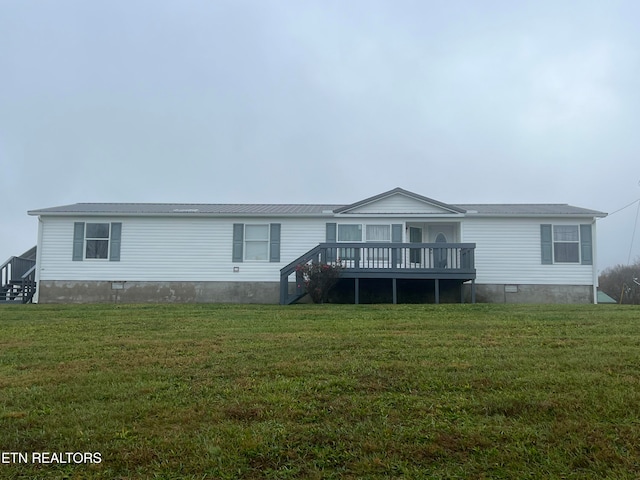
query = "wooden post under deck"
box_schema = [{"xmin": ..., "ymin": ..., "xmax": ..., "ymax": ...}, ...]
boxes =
[
  {"xmin": 392, "ymin": 278, "xmax": 397, "ymax": 304},
  {"xmin": 354, "ymin": 278, "xmax": 359, "ymax": 304}
]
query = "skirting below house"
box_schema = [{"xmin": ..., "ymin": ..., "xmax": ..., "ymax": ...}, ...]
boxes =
[
  {"xmin": 468, "ymin": 283, "xmax": 594, "ymax": 304},
  {"xmin": 35, "ymin": 280, "xmax": 594, "ymax": 304},
  {"xmin": 36, "ymin": 280, "xmax": 281, "ymax": 304}
]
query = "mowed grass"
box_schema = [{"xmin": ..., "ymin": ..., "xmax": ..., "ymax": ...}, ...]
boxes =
[{"xmin": 1, "ymin": 304, "xmax": 639, "ymax": 479}]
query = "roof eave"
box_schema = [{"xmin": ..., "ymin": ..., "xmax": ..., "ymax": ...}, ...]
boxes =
[
  {"xmin": 464, "ymin": 212, "xmax": 608, "ymax": 218},
  {"xmin": 28, "ymin": 211, "xmax": 338, "ymax": 218}
]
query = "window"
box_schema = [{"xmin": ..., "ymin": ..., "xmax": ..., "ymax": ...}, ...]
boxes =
[
  {"xmin": 326, "ymin": 222, "xmax": 403, "ymax": 265},
  {"xmin": 365, "ymin": 225, "xmax": 391, "ymax": 261},
  {"xmin": 73, "ymin": 222, "xmax": 121, "ymax": 262},
  {"xmin": 365, "ymin": 225, "xmax": 390, "ymax": 242},
  {"xmin": 337, "ymin": 224, "xmax": 362, "ymax": 261},
  {"xmin": 244, "ymin": 225, "xmax": 270, "ymax": 261},
  {"xmin": 85, "ymin": 223, "xmax": 110, "ymax": 259},
  {"xmin": 232, "ymin": 223, "xmax": 281, "ymax": 263},
  {"xmin": 338, "ymin": 224, "xmax": 362, "ymax": 242},
  {"xmin": 541, "ymin": 224, "xmax": 591, "ymax": 265},
  {"xmin": 553, "ymin": 225, "xmax": 579, "ymax": 263}
]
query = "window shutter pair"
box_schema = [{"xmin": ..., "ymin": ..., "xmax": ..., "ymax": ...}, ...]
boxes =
[
  {"xmin": 72, "ymin": 222, "xmax": 122, "ymax": 261},
  {"xmin": 540, "ymin": 224, "xmax": 593, "ymax": 265},
  {"xmin": 232, "ymin": 224, "xmax": 281, "ymax": 262}
]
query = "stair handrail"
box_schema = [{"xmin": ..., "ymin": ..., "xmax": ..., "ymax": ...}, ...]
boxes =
[
  {"xmin": 280, "ymin": 244, "xmax": 325, "ymax": 277},
  {"xmin": 280, "ymin": 244, "xmax": 329, "ymax": 304},
  {"xmin": 1, "ymin": 256, "xmax": 16, "ymax": 288},
  {"xmin": 1, "ymin": 256, "xmax": 15, "ymax": 272},
  {"xmin": 21, "ymin": 264, "xmax": 36, "ymax": 279}
]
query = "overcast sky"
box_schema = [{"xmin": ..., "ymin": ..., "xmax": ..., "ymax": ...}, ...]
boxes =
[{"xmin": 1, "ymin": 0, "xmax": 639, "ymax": 271}]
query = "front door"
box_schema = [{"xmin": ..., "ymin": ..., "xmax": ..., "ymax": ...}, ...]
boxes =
[{"xmin": 434, "ymin": 232, "xmax": 448, "ymax": 268}]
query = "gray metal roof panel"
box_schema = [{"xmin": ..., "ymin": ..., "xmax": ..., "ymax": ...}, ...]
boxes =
[
  {"xmin": 28, "ymin": 203, "xmax": 345, "ymax": 216},
  {"xmin": 28, "ymin": 201, "xmax": 607, "ymax": 217},
  {"xmin": 455, "ymin": 204, "xmax": 607, "ymax": 216}
]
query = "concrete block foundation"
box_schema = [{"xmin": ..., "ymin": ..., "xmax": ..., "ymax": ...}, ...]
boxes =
[
  {"xmin": 36, "ymin": 281, "xmax": 594, "ymax": 304},
  {"xmin": 467, "ymin": 284, "xmax": 594, "ymax": 304},
  {"xmin": 37, "ymin": 280, "xmax": 281, "ymax": 304}
]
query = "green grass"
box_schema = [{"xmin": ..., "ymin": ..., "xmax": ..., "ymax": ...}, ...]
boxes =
[{"xmin": 0, "ymin": 303, "xmax": 639, "ymax": 479}]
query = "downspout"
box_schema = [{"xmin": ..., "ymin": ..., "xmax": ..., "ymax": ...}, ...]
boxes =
[
  {"xmin": 33, "ymin": 216, "xmax": 43, "ymax": 304},
  {"xmin": 592, "ymin": 219, "xmax": 598, "ymax": 304}
]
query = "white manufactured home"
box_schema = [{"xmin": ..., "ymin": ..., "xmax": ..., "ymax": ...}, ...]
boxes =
[{"xmin": 18, "ymin": 188, "xmax": 606, "ymax": 304}]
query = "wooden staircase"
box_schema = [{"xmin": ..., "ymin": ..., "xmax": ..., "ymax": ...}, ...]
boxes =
[{"xmin": 1, "ymin": 247, "xmax": 37, "ymax": 304}]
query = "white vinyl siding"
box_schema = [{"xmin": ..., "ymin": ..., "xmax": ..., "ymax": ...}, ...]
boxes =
[
  {"xmin": 36, "ymin": 214, "xmax": 597, "ymax": 287},
  {"xmin": 346, "ymin": 194, "xmax": 454, "ymax": 214},
  {"xmin": 37, "ymin": 217, "xmax": 326, "ymax": 283},
  {"xmin": 462, "ymin": 218, "xmax": 595, "ymax": 285}
]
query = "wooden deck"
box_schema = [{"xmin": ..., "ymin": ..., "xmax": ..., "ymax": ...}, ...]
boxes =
[{"xmin": 280, "ymin": 242, "xmax": 476, "ymax": 304}]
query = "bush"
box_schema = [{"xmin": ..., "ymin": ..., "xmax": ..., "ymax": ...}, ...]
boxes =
[{"xmin": 295, "ymin": 262, "xmax": 343, "ymax": 303}]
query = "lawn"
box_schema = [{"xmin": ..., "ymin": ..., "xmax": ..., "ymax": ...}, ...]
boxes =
[{"xmin": 0, "ymin": 303, "xmax": 639, "ymax": 479}]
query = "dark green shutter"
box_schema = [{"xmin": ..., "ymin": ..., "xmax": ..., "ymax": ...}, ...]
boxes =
[
  {"xmin": 73, "ymin": 222, "xmax": 85, "ymax": 261},
  {"xmin": 269, "ymin": 223, "xmax": 281, "ymax": 262},
  {"xmin": 232, "ymin": 224, "xmax": 244, "ymax": 262},
  {"xmin": 541, "ymin": 224, "xmax": 552, "ymax": 264},
  {"xmin": 391, "ymin": 224, "xmax": 402, "ymax": 267},
  {"xmin": 326, "ymin": 223, "xmax": 337, "ymax": 262},
  {"xmin": 580, "ymin": 224, "xmax": 593, "ymax": 265},
  {"xmin": 110, "ymin": 222, "xmax": 122, "ymax": 262}
]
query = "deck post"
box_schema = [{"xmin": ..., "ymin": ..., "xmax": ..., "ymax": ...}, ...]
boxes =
[
  {"xmin": 471, "ymin": 279, "xmax": 476, "ymax": 303},
  {"xmin": 279, "ymin": 274, "xmax": 288, "ymax": 305},
  {"xmin": 354, "ymin": 278, "xmax": 359, "ymax": 304},
  {"xmin": 392, "ymin": 278, "xmax": 397, "ymax": 304},
  {"xmin": 460, "ymin": 281, "xmax": 464, "ymax": 304},
  {"xmin": 435, "ymin": 278, "xmax": 440, "ymax": 304}
]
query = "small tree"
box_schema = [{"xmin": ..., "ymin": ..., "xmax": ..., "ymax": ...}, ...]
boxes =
[
  {"xmin": 599, "ymin": 259, "xmax": 640, "ymax": 304},
  {"xmin": 296, "ymin": 262, "xmax": 342, "ymax": 303}
]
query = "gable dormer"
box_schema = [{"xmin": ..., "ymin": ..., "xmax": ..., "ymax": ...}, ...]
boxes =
[{"xmin": 334, "ymin": 188, "xmax": 465, "ymax": 215}]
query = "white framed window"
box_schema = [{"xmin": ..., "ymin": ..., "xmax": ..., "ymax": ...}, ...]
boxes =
[
  {"xmin": 337, "ymin": 224, "xmax": 362, "ymax": 242},
  {"xmin": 365, "ymin": 224, "xmax": 391, "ymax": 242},
  {"xmin": 244, "ymin": 224, "xmax": 270, "ymax": 261},
  {"xmin": 85, "ymin": 223, "xmax": 110, "ymax": 259},
  {"xmin": 553, "ymin": 225, "xmax": 580, "ymax": 263},
  {"xmin": 337, "ymin": 224, "xmax": 362, "ymax": 261},
  {"xmin": 365, "ymin": 224, "xmax": 391, "ymax": 261},
  {"xmin": 73, "ymin": 222, "xmax": 121, "ymax": 262}
]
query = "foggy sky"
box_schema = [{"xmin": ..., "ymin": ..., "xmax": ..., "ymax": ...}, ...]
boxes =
[{"xmin": 1, "ymin": 0, "xmax": 639, "ymax": 271}]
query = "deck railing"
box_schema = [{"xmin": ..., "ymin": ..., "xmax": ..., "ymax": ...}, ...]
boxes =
[
  {"xmin": 1, "ymin": 256, "xmax": 37, "ymax": 303},
  {"xmin": 280, "ymin": 242, "xmax": 475, "ymax": 304}
]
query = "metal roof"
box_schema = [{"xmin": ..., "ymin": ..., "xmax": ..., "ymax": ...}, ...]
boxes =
[
  {"xmin": 28, "ymin": 203, "xmax": 343, "ymax": 216},
  {"xmin": 28, "ymin": 201, "xmax": 606, "ymax": 217},
  {"xmin": 455, "ymin": 204, "xmax": 607, "ymax": 216}
]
